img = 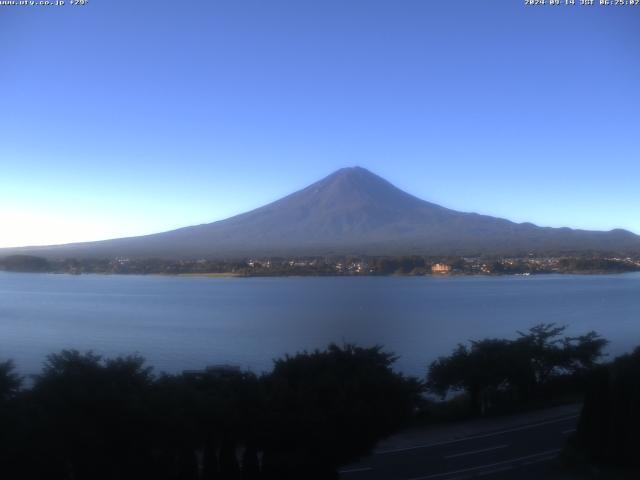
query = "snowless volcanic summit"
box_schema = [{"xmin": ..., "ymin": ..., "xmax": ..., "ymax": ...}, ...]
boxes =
[{"xmin": 4, "ymin": 167, "xmax": 640, "ymax": 259}]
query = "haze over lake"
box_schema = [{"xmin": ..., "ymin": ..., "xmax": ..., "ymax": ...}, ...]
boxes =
[{"xmin": 1, "ymin": 272, "xmax": 639, "ymax": 377}]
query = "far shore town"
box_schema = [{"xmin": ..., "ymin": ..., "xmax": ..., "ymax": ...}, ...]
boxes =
[{"xmin": 2, "ymin": 253, "xmax": 640, "ymax": 276}]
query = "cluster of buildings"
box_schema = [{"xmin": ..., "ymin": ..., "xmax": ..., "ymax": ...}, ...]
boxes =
[
  {"xmin": 62, "ymin": 255, "xmax": 640, "ymax": 276},
  {"xmin": 246, "ymin": 255, "xmax": 640, "ymax": 276}
]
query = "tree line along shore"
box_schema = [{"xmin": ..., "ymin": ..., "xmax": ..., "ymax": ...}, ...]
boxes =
[
  {"xmin": 1, "ymin": 323, "xmax": 639, "ymax": 479},
  {"xmin": 1, "ymin": 253, "xmax": 639, "ymax": 276}
]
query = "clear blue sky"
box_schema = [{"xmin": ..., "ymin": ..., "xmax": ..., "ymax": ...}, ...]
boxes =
[{"xmin": 1, "ymin": 0, "xmax": 639, "ymax": 247}]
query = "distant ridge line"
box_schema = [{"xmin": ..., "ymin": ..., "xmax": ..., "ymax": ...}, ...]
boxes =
[{"xmin": 2, "ymin": 167, "xmax": 639, "ymax": 259}]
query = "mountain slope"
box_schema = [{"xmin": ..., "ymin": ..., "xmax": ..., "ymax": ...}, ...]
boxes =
[{"xmin": 3, "ymin": 167, "xmax": 639, "ymax": 259}]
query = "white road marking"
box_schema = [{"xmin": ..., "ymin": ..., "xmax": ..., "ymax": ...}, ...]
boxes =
[
  {"xmin": 521, "ymin": 454, "xmax": 558, "ymax": 465},
  {"xmin": 339, "ymin": 466, "xmax": 373, "ymax": 474},
  {"xmin": 477, "ymin": 465, "xmax": 514, "ymax": 476},
  {"xmin": 376, "ymin": 415, "xmax": 578, "ymax": 455},
  {"xmin": 405, "ymin": 448, "xmax": 562, "ymax": 480},
  {"xmin": 562, "ymin": 428, "xmax": 576, "ymax": 435},
  {"xmin": 444, "ymin": 444, "xmax": 508, "ymax": 459}
]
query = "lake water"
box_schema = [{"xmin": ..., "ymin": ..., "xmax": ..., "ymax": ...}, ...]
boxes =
[{"xmin": 1, "ymin": 272, "xmax": 639, "ymax": 377}]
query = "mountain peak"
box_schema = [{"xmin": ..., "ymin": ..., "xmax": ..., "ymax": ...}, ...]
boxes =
[
  {"xmin": 317, "ymin": 166, "xmax": 396, "ymax": 193},
  {"xmin": 331, "ymin": 166, "xmax": 372, "ymax": 175},
  {"xmin": 322, "ymin": 166, "xmax": 380, "ymax": 183},
  {"xmin": 301, "ymin": 166, "xmax": 415, "ymax": 211}
]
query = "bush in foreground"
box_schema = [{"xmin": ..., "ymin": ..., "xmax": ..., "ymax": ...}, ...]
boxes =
[
  {"xmin": 570, "ymin": 347, "xmax": 640, "ymax": 470},
  {"xmin": 0, "ymin": 344, "xmax": 423, "ymax": 480},
  {"xmin": 426, "ymin": 324, "xmax": 608, "ymax": 416}
]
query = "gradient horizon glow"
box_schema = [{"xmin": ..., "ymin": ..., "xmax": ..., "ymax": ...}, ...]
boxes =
[{"xmin": 1, "ymin": 0, "xmax": 639, "ymax": 248}]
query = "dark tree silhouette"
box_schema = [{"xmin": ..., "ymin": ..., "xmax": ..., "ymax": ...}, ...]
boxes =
[
  {"xmin": 0, "ymin": 360, "xmax": 21, "ymax": 402},
  {"xmin": 0, "ymin": 344, "xmax": 423, "ymax": 479},
  {"xmin": 427, "ymin": 339, "xmax": 524, "ymax": 415},
  {"xmin": 571, "ymin": 347, "xmax": 640, "ymax": 469},
  {"xmin": 25, "ymin": 350, "xmax": 155, "ymax": 480},
  {"xmin": 0, "ymin": 359, "xmax": 23, "ymax": 476},
  {"xmin": 427, "ymin": 324, "xmax": 608, "ymax": 415},
  {"xmin": 261, "ymin": 344, "xmax": 423, "ymax": 479},
  {"xmin": 0, "ymin": 255, "xmax": 51, "ymax": 272}
]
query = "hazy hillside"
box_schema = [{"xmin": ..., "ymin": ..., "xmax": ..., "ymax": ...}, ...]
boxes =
[{"xmin": 3, "ymin": 167, "xmax": 639, "ymax": 259}]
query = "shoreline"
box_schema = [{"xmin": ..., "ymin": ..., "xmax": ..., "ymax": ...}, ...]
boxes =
[
  {"xmin": 176, "ymin": 272, "xmax": 245, "ymax": 278},
  {"xmin": 1, "ymin": 270, "xmax": 639, "ymax": 278}
]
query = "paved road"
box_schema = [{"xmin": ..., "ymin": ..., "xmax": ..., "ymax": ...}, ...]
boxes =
[{"xmin": 340, "ymin": 410, "xmax": 579, "ymax": 480}]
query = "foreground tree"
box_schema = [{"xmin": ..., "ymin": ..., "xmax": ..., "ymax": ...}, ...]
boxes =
[
  {"xmin": 427, "ymin": 339, "xmax": 530, "ymax": 415},
  {"xmin": 23, "ymin": 350, "xmax": 155, "ymax": 480},
  {"xmin": 570, "ymin": 347, "xmax": 640, "ymax": 470},
  {"xmin": 0, "ymin": 344, "xmax": 421, "ymax": 479},
  {"xmin": 427, "ymin": 324, "xmax": 608, "ymax": 415},
  {"xmin": 261, "ymin": 344, "xmax": 424, "ymax": 479},
  {"xmin": 148, "ymin": 368, "xmax": 265, "ymax": 480},
  {"xmin": 0, "ymin": 360, "xmax": 21, "ymax": 402},
  {"xmin": 0, "ymin": 359, "xmax": 23, "ymax": 474}
]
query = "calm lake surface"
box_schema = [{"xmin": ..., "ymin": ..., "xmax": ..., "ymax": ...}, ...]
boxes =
[{"xmin": 1, "ymin": 272, "xmax": 639, "ymax": 377}]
